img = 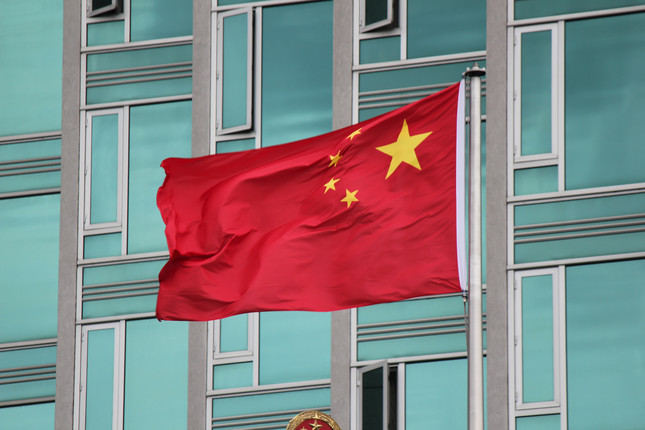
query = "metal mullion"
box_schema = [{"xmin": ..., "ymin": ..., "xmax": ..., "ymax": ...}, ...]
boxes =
[
  {"xmin": 357, "ymin": 327, "xmax": 467, "ymax": 342},
  {"xmin": 255, "ymin": 7, "xmax": 262, "ymax": 149},
  {"xmin": 0, "ymin": 156, "xmax": 61, "ymax": 167},
  {"xmin": 358, "ymin": 82, "xmax": 453, "ymax": 98},
  {"xmin": 82, "ymin": 284, "xmax": 158, "ymax": 296},
  {"xmin": 357, "ymin": 314, "xmax": 465, "ymax": 329},
  {"xmin": 0, "ymin": 167, "xmax": 61, "ymax": 177},
  {"xmin": 515, "ymin": 225, "xmax": 645, "ymax": 244},
  {"xmin": 208, "ymin": 379, "xmax": 330, "ymax": 399},
  {"xmin": 81, "ymin": 35, "xmax": 193, "ymax": 54},
  {"xmin": 83, "ymin": 290, "xmax": 158, "ymax": 302},
  {"xmin": 515, "ymin": 217, "xmax": 645, "ymax": 236},
  {"xmin": 358, "ymin": 321, "xmax": 465, "ymax": 337},
  {"xmin": 86, "ymin": 72, "xmax": 192, "ymax": 88},
  {"xmin": 0, "ymin": 374, "xmax": 56, "ymax": 385},
  {"xmin": 83, "ymin": 278, "xmax": 157, "ymax": 290},
  {"xmin": 86, "ymin": 67, "xmax": 193, "ymax": 83},
  {"xmin": 558, "ymin": 265, "xmax": 568, "ymax": 430},
  {"xmin": 0, "ymin": 131, "xmax": 61, "ymax": 144},
  {"xmin": 120, "ymin": 108, "xmax": 129, "ymax": 256},
  {"xmin": 0, "ymin": 364, "xmax": 56, "ymax": 374},
  {"xmin": 515, "ymin": 213, "xmax": 645, "ymax": 231}
]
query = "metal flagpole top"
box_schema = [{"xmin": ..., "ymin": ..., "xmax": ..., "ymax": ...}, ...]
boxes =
[{"xmin": 464, "ymin": 62, "xmax": 487, "ymax": 78}]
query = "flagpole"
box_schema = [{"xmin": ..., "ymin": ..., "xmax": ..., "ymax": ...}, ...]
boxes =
[{"xmin": 465, "ymin": 63, "xmax": 485, "ymax": 430}]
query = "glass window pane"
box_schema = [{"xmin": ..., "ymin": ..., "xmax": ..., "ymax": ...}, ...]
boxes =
[
  {"xmin": 521, "ymin": 275, "xmax": 554, "ymax": 403},
  {"xmin": 128, "ymin": 101, "xmax": 192, "ymax": 254},
  {"xmin": 364, "ymin": 0, "xmax": 390, "ymax": 29},
  {"xmin": 0, "ymin": 402, "xmax": 55, "ymax": 430},
  {"xmin": 0, "ymin": 1, "xmax": 62, "ymax": 136},
  {"xmin": 514, "ymin": 166, "xmax": 558, "ymax": 196},
  {"xmin": 520, "ymin": 31, "xmax": 552, "ymax": 156},
  {"xmin": 90, "ymin": 113, "xmax": 120, "ymax": 224},
  {"xmin": 220, "ymin": 314, "xmax": 248, "ymax": 352},
  {"xmin": 261, "ymin": 1, "xmax": 333, "ymax": 147},
  {"xmin": 216, "ymin": 138, "xmax": 256, "ymax": 154},
  {"xmin": 0, "ymin": 194, "xmax": 59, "ymax": 343},
  {"xmin": 0, "ymin": 139, "xmax": 61, "ymax": 194},
  {"xmin": 361, "ymin": 366, "xmax": 384, "ymax": 429},
  {"xmin": 87, "ymin": 20, "xmax": 125, "ymax": 46},
  {"xmin": 516, "ymin": 415, "xmax": 560, "ymax": 430},
  {"xmin": 221, "ymin": 12, "xmax": 249, "ymax": 130},
  {"xmin": 212, "ymin": 388, "xmax": 330, "ymax": 418},
  {"xmin": 565, "ymin": 13, "xmax": 645, "ymax": 189},
  {"xmin": 124, "ymin": 319, "xmax": 188, "ymax": 430},
  {"xmin": 213, "ymin": 362, "xmax": 253, "ymax": 390},
  {"xmin": 566, "ymin": 260, "xmax": 645, "ymax": 429},
  {"xmin": 407, "ymin": 0, "xmax": 486, "ymax": 58},
  {"xmin": 85, "ymin": 328, "xmax": 115, "ymax": 430},
  {"xmin": 0, "ymin": 345, "xmax": 56, "ymax": 402},
  {"xmin": 360, "ymin": 36, "xmax": 400, "ymax": 64},
  {"xmin": 84, "ymin": 233, "xmax": 122, "ymax": 259},
  {"xmin": 259, "ymin": 312, "xmax": 330, "ymax": 385},
  {"xmin": 515, "ymin": 0, "xmax": 645, "ymax": 20},
  {"xmin": 130, "ymin": 0, "xmax": 192, "ymax": 42}
]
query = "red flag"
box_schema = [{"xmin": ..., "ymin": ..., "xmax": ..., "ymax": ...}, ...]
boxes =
[{"xmin": 156, "ymin": 81, "xmax": 466, "ymax": 321}]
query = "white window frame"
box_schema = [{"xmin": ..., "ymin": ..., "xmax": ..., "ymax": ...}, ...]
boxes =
[{"xmin": 359, "ymin": 0, "xmax": 395, "ymax": 33}]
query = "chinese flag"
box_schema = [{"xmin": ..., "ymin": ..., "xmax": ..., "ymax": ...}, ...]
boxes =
[{"xmin": 156, "ymin": 81, "xmax": 466, "ymax": 321}]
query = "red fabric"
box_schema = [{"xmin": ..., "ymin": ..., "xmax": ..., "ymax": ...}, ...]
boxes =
[{"xmin": 156, "ymin": 82, "xmax": 463, "ymax": 321}]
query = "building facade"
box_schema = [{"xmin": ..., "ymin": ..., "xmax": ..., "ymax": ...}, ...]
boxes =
[{"xmin": 0, "ymin": 0, "xmax": 643, "ymax": 429}]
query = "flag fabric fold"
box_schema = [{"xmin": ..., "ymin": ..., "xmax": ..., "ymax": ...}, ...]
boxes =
[{"xmin": 156, "ymin": 81, "xmax": 465, "ymax": 321}]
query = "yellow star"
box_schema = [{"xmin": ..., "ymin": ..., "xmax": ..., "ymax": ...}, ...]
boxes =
[
  {"xmin": 376, "ymin": 119, "xmax": 432, "ymax": 179},
  {"xmin": 347, "ymin": 128, "xmax": 362, "ymax": 140},
  {"xmin": 329, "ymin": 151, "xmax": 342, "ymax": 167},
  {"xmin": 341, "ymin": 189, "xmax": 359, "ymax": 208},
  {"xmin": 324, "ymin": 177, "xmax": 340, "ymax": 193},
  {"xmin": 309, "ymin": 421, "xmax": 322, "ymax": 430}
]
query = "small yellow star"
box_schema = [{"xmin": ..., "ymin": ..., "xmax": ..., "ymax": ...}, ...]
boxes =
[
  {"xmin": 347, "ymin": 128, "xmax": 362, "ymax": 140},
  {"xmin": 323, "ymin": 177, "xmax": 340, "ymax": 193},
  {"xmin": 376, "ymin": 119, "xmax": 432, "ymax": 179},
  {"xmin": 309, "ymin": 420, "xmax": 322, "ymax": 430},
  {"xmin": 341, "ymin": 189, "xmax": 359, "ymax": 208},
  {"xmin": 329, "ymin": 151, "xmax": 342, "ymax": 167}
]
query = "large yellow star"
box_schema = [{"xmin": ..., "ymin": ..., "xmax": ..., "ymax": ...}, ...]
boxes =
[
  {"xmin": 309, "ymin": 421, "xmax": 322, "ymax": 430},
  {"xmin": 376, "ymin": 120, "xmax": 432, "ymax": 179},
  {"xmin": 323, "ymin": 177, "xmax": 340, "ymax": 193},
  {"xmin": 329, "ymin": 151, "xmax": 342, "ymax": 167},
  {"xmin": 341, "ymin": 189, "xmax": 359, "ymax": 208}
]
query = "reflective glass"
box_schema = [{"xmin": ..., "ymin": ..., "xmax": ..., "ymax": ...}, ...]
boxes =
[
  {"xmin": 520, "ymin": 31, "xmax": 551, "ymax": 156},
  {"xmin": 128, "ymin": 101, "xmax": 191, "ymax": 254},
  {"xmin": 90, "ymin": 113, "xmax": 119, "ymax": 224},
  {"xmin": 0, "ymin": 345, "xmax": 56, "ymax": 402},
  {"xmin": 222, "ymin": 13, "xmax": 249, "ymax": 129},
  {"xmin": 0, "ymin": 402, "xmax": 55, "ymax": 430},
  {"xmin": 0, "ymin": 194, "xmax": 59, "ymax": 343},
  {"xmin": 124, "ymin": 319, "xmax": 188, "ymax": 430},
  {"xmin": 259, "ymin": 311, "xmax": 330, "ymax": 385},
  {"xmin": 515, "ymin": 0, "xmax": 645, "ymax": 20},
  {"xmin": 220, "ymin": 314, "xmax": 248, "ymax": 352},
  {"xmin": 361, "ymin": 366, "xmax": 384, "ymax": 429},
  {"xmin": 85, "ymin": 328, "xmax": 115, "ymax": 430},
  {"xmin": 407, "ymin": 0, "xmax": 485, "ymax": 58},
  {"xmin": 130, "ymin": 0, "xmax": 192, "ymax": 42},
  {"xmin": 261, "ymin": 1, "xmax": 333, "ymax": 147},
  {"xmin": 565, "ymin": 13, "xmax": 645, "ymax": 189},
  {"xmin": 514, "ymin": 166, "xmax": 558, "ymax": 196},
  {"xmin": 83, "ymin": 260, "xmax": 166, "ymax": 285},
  {"xmin": 212, "ymin": 388, "xmax": 330, "ymax": 418},
  {"xmin": 216, "ymin": 138, "xmax": 255, "ymax": 154},
  {"xmin": 213, "ymin": 362, "xmax": 253, "ymax": 390},
  {"xmin": 87, "ymin": 20, "xmax": 125, "ymax": 46},
  {"xmin": 360, "ymin": 36, "xmax": 400, "ymax": 64},
  {"xmin": 0, "ymin": 1, "xmax": 62, "ymax": 136},
  {"xmin": 521, "ymin": 275, "xmax": 554, "ymax": 403},
  {"xmin": 566, "ymin": 260, "xmax": 645, "ymax": 429},
  {"xmin": 516, "ymin": 415, "xmax": 560, "ymax": 430},
  {"xmin": 84, "ymin": 233, "xmax": 122, "ymax": 259}
]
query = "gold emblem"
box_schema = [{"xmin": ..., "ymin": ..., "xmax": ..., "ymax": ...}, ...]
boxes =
[{"xmin": 286, "ymin": 410, "xmax": 342, "ymax": 430}]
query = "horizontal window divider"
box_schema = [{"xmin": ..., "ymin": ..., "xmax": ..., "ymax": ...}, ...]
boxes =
[
  {"xmin": 353, "ymin": 51, "xmax": 486, "ymax": 73},
  {"xmin": 78, "ymin": 251, "xmax": 168, "ymax": 266},
  {"xmin": 82, "ymin": 289, "xmax": 159, "ymax": 302},
  {"xmin": 358, "ymin": 320, "xmax": 466, "ymax": 337},
  {"xmin": 86, "ymin": 67, "xmax": 192, "ymax": 84},
  {"xmin": 86, "ymin": 61, "xmax": 193, "ymax": 77},
  {"xmin": 213, "ymin": 354, "xmax": 253, "ymax": 364},
  {"xmin": 0, "ymin": 396, "xmax": 55, "ymax": 408},
  {"xmin": 515, "ymin": 218, "xmax": 645, "ymax": 238},
  {"xmin": 0, "ymin": 364, "xmax": 56, "ymax": 375},
  {"xmin": 212, "ymin": 414, "xmax": 315, "ymax": 429},
  {"xmin": 515, "ymin": 213, "xmax": 645, "ymax": 231},
  {"xmin": 0, "ymin": 156, "xmax": 61, "ymax": 168},
  {"xmin": 208, "ymin": 379, "xmax": 330, "ymax": 399},
  {"xmin": 351, "ymin": 350, "xmax": 475, "ymax": 368},
  {"xmin": 83, "ymin": 278, "xmax": 158, "ymax": 290},
  {"xmin": 86, "ymin": 72, "xmax": 192, "ymax": 88},
  {"xmin": 513, "ymin": 406, "xmax": 561, "ymax": 417},
  {"xmin": 0, "ymin": 374, "xmax": 56, "ymax": 385},
  {"xmin": 507, "ymin": 183, "xmax": 645, "ymax": 204},
  {"xmin": 0, "ymin": 339, "xmax": 56, "ymax": 351},
  {"xmin": 0, "ymin": 166, "xmax": 60, "ymax": 177},
  {"xmin": 358, "ymin": 28, "xmax": 402, "ymax": 40},
  {"xmin": 515, "ymin": 226, "xmax": 645, "ymax": 244},
  {"xmin": 213, "ymin": 0, "xmax": 322, "ymax": 13},
  {"xmin": 0, "ymin": 132, "xmax": 61, "ymax": 144},
  {"xmin": 82, "ymin": 284, "xmax": 159, "ymax": 297},
  {"xmin": 213, "ymin": 423, "xmax": 288, "ymax": 430},
  {"xmin": 81, "ymin": 93, "xmax": 192, "ymax": 111},
  {"xmin": 359, "ymin": 98, "xmax": 430, "ymax": 110},
  {"xmin": 81, "ymin": 35, "xmax": 193, "ymax": 54},
  {"xmin": 214, "ymin": 132, "xmax": 256, "ymax": 142},
  {"xmin": 516, "ymin": 401, "xmax": 560, "ymax": 411},
  {"xmin": 508, "ymin": 251, "xmax": 645, "ymax": 271},
  {"xmin": 77, "ymin": 312, "xmax": 156, "ymax": 325},
  {"xmin": 508, "ymin": 4, "xmax": 645, "ymax": 27},
  {"xmin": 357, "ymin": 327, "xmax": 469, "ymax": 342},
  {"xmin": 358, "ymin": 314, "xmax": 466, "ymax": 330},
  {"xmin": 513, "ymin": 158, "xmax": 559, "ymax": 169},
  {"xmin": 359, "ymin": 82, "xmax": 453, "ymax": 98},
  {"xmin": 0, "ymin": 367, "xmax": 56, "ymax": 380},
  {"xmin": 211, "ymin": 407, "xmax": 330, "ymax": 425}
]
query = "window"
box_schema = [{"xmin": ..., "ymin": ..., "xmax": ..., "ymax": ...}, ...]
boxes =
[{"xmin": 88, "ymin": 0, "xmax": 120, "ymax": 18}]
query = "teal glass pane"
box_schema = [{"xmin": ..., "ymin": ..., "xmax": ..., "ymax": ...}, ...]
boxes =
[
  {"xmin": 212, "ymin": 388, "xmax": 330, "ymax": 418},
  {"xmin": 259, "ymin": 311, "xmax": 330, "ymax": 385},
  {"xmin": 360, "ymin": 36, "xmax": 400, "ymax": 64},
  {"xmin": 516, "ymin": 415, "xmax": 560, "ymax": 430},
  {"xmin": 128, "ymin": 101, "xmax": 191, "ymax": 254},
  {"xmin": 357, "ymin": 296, "xmax": 467, "ymax": 361},
  {"xmin": 565, "ymin": 13, "xmax": 645, "ymax": 190},
  {"xmin": 406, "ymin": 358, "xmax": 487, "ymax": 429},
  {"xmin": 364, "ymin": 0, "xmax": 389, "ymax": 28},
  {"xmin": 90, "ymin": 113, "xmax": 119, "ymax": 224},
  {"xmin": 0, "ymin": 402, "xmax": 55, "ymax": 430},
  {"xmin": 521, "ymin": 275, "xmax": 554, "ymax": 403},
  {"xmin": 124, "ymin": 319, "xmax": 188, "ymax": 430},
  {"xmin": 87, "ymin": 77, "xmax": 193, "ymax": 105},
  {"xmin": 87, "ymin": 45, "xmax": 192, "ymax": 73},
  {"xmin": 407, "ymin": 0, "xmax": 486, "ymax": 58},
  {"xmin": 521, "ymin": 31, "xmax": 552, "ymax": 156},
  {"xmin": 566, "ymin": 260, "xmax": 645, "ymax": 430},
  {"xmin": 218, "ymin": 0, "xmax": 265, "ymax": 4},
  {"xmin": 0, "ymin": 139, "xmax": 61, "ymax": 194},
  {"xmin": 515, "ymin": 0, "xmax": 645, "ymax": 20},
  {"xmin": 0, "ymin": 1, "xmax": 62, "ymax": 136},
  {"xmin": 261, "ymin": 1, "xmax": 333, "ymax": 147},
  {"xmin": 87, "ymin": 20, "xmax": 125, "ymax": 46},
  {"xmin": 83, "ymin": 260, "xmax": 166, "ymax": 285},
  {"xmin": 84, "ymin": 233, "xmax": 122, "ymax": 259},
  {"xmin": 86, "ymin": 328, "xmax": 115, "ymax": 430},
  {"xmin": 216, "ymin": 138, "xmax": 255, "ymax": 154},
  {"xmin": 0, "ymin": 346, "xmax": 56, "ymax": 402},
  {"xmin": 222, "ymin": 13, "xmax": 249, "ymax": 129},
  {"xmin": 514, "ymin": 166, "xmax": 558, "ymax": 196},
  {"xmin": 0, "ymin": 194, "xmax": 59, "ymax": 343},
  {"xmin": 213, "ymin": 362, "xmax": 253, "ymax": 390},
  {"xmin": 130, "ymin": 0, "xmax": 192, "ymax": 42},
  {"xmin": 220, "ymin": 314, "xmax": 248, "ymax": 352}
]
